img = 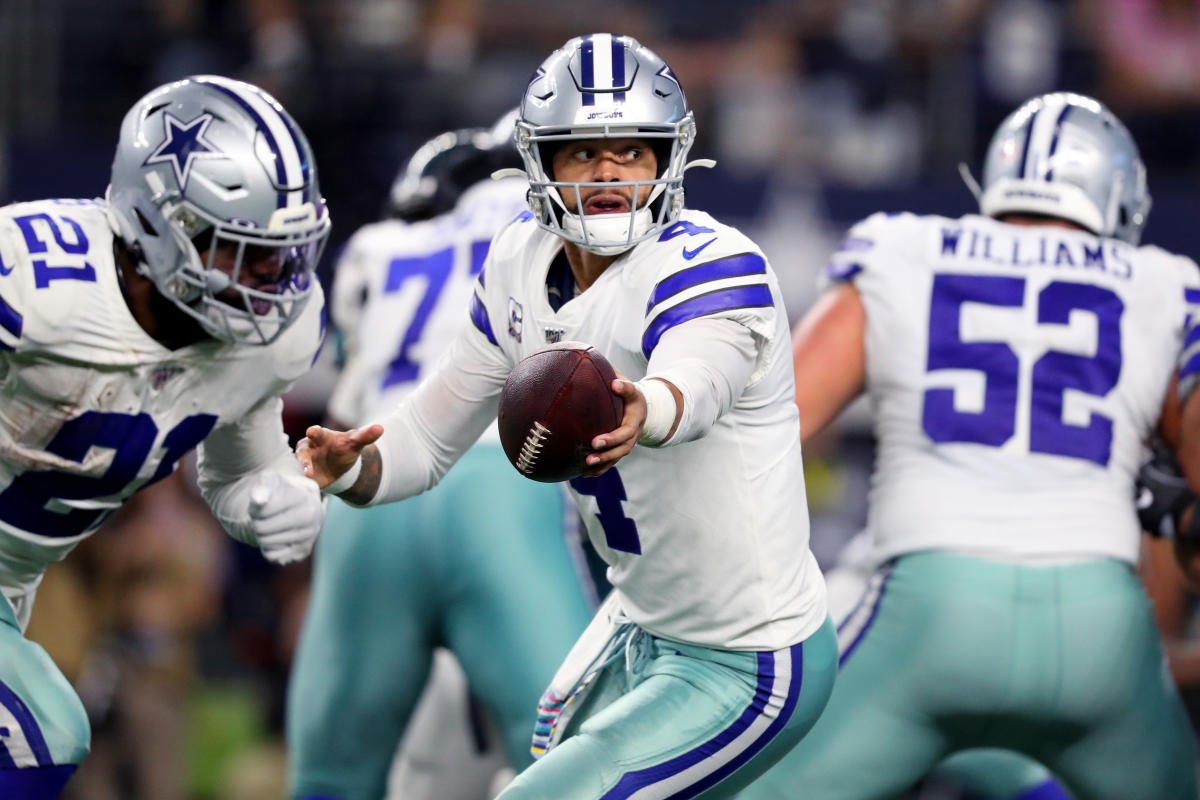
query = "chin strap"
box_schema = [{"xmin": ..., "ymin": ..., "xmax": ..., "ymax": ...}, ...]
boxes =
[{"xmin": 958, "ymin": 162, "xmax": 983, "ymax": 203}]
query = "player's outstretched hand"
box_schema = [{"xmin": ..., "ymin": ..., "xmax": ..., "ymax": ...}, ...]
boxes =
[
  {"xmin": 584, "ymin": 373, "xmax": 647, "ymax": 477},
  {"xmin": 296, "ymin": 423, "xmax": 384, "ymax": 490}
]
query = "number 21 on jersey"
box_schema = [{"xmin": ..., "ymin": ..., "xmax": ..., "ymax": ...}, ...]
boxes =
[{"xmin": 922, "ymin": 274, "xmax": 1123, "ymax": 466}]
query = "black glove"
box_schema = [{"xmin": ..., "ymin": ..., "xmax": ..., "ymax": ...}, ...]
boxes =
[{"xmin": 1136, "ymin": 444, "xmax": 1196, "ymax": 538}]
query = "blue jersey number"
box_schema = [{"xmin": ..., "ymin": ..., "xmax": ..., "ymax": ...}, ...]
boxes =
[
  {"xmin": 12, "ymin": 213, "xmax": 97, "ymax": 287},
  {"xmin": 381, "ymin": 240, "xmax": 492, "ymax": 388},
  {"xmin": 0, "ymin": 412, "xmax": 217, "ymax": 538},
  {"xmin": 570, "ymin": 469, "xmax": 642, "ymax": 555},
  {"xmin": 923, "ymin": 274, "xmax": 1123, "ymax": 466}
]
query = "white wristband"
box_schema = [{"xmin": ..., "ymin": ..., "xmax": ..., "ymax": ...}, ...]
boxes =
[
  {"xmin": 636, "ymin": 378, "xmax": 677, "ymax": 446},
  {"xmin": 322, "ymin": 456, "xmax": 362, "ymax": 495}
]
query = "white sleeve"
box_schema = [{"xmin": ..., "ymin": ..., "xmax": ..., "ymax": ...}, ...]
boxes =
[
  {"xmin": 196, "ymin": 395, "xmax": 303, "ymax": 544},
  {"xmin": 645, "ymin": 316, "xmax": 759, "ymax": 445},
  {"xmin": 368, "ymin": 324, "xmax": 511, "ymax": 506}
]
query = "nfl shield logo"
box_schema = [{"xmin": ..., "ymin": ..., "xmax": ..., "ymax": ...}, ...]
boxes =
[{"xmin": 152, "ymin": 365, "xmax": 184, "ymax": 390}]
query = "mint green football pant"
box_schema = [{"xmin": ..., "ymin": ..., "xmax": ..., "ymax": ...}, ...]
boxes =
[
  {"xmin": 287, "ymin": 444, "xmax": 594, "ymax": 800},
  {"xmin": 0, "ymin": 594, "xmax": 89, "ymax": 770},
  {"xmin": 497, "ymin": 617, "xmax": 838, "ymax": 800},
  {"xmin": 741, "ymin": 551, "xmax": 1198, "ymax": 800}
]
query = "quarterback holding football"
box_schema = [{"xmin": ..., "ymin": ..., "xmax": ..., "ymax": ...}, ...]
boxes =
[{"xmin": 298, "ymin": 33, "xmax": 835, "ymax": 800}]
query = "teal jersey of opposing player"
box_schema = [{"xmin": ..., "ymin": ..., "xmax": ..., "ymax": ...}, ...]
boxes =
[
  {"xmin": 410, "ymin": 209, "xmax": 826, "ymax": 651},
  {"xmin": 327, "ymin": 178, "xmax": 528, "ymax": 425},
  {"xmin": 0, "ymin": 199, "xmax": 323, "ymax": 616},
  {"xmin": 829, "ymin": 212, "xmax": 1200, "ymax": 564}
]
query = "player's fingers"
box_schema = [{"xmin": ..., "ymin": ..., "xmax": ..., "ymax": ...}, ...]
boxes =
[{"xmin": 349, "ymin": 423, "xmax": 384, "ymax": 447}]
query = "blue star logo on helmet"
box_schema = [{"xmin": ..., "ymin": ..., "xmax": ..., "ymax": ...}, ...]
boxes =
[{"xmin": 143, "ymin": 112, "xmax": 227, "ymax": 191}]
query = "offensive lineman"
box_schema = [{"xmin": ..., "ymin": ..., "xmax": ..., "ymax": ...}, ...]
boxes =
[
  {"xmin": 286, "ymin": 121, "xmax": 594, "ymax": 800},
  {"xmin": 0, "ymin": 76, "xmax": 329, "ymax": 796},
  {"xmin": 743, "ymin": 92, "xmax": 1199, "ymax": 800},
  {"xmin": 298, "ymin": 34, "xmax": 836, "ymax": 800}
]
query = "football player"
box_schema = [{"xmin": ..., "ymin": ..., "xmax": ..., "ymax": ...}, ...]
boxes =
[
  {"xmin": 286, "ymin": 119, "xmax": 595, "ymax": 800},
  {"xmin": 297, "ymin": 34, "xmax": 836, "ymax": 800},
  {"xmin": 0, "ymin": 75, "xmax": 330, "ymax": 797},
  {"xmin": 742, "ymin": 93, "xmax": 1199, "ymax": 800}
]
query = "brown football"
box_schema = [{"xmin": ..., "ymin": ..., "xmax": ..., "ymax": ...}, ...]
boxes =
[{"xmin": 498, "ymin": 342, "xmax": 625, "ymax": 482}]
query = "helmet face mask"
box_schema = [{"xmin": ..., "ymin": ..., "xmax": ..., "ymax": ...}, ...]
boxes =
[
  {"xmin": 517, "ymin": 34, "xmax": 697, "ymax": 256},
  {"xmin": 978, "ymin": 92, "xmax": 1151, "ymax": 244},
  {"xmin": 108, "ymin": 75, "xmax": 330, "ymax": 345}
]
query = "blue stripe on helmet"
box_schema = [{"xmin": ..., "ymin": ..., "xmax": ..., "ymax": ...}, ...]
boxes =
[
  {"xmin": 642, "ymin": 284, "xmax": 773, "ymax": 358},
  {"xmin": 197, "ymin": 78, "xmax": 289, "ymax": 209},
  {"xmin": 612, "ymin": 37, "xmax": 626, "ymax": 102},
  {"xmin": 646, "ymin": 253, "xmax": 766, "ymax": 311},
  {"xmin": 1185, "ymin": 288, "xmax": 1200, "ymax": 305},
  {"xmin": 580, "ymin": 36, "xmax": 596, "ymax": 106},
  {"xmin": 1044, "ymin": 104, "xmax": 1073, "ymax": 181},
  {"xmin": 469, "ymin": 293, "xmax": 499, "ymax": 346},
  {"xmin": 1017, "ymin": 108, "xmax": 1040, "ymax": 180},
  {"xmin": 266, "ymin": 95, "xmax": 311, "ymax": 203},
  {"xmin": 0, "ymin": 679, "xmax": 54, "ymax": 767},
  {"xmin": 0, "ymin": 292, "xmax": 22, "ymax": 341}
]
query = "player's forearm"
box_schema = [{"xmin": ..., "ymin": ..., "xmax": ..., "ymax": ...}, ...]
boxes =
[
  {"xmin": 368, "ymin": 343, "xmax": 502, "ymax": 504},
  {"xmin": 644, "ymin": 318, "xmax": 757, "ymax": 445},
  {"xmin": 792, "ymin": 283, "xmax": 866, "ymax": 443}
]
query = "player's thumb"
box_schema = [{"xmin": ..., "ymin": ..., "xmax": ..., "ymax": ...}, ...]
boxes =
[
  {"xmin": 248, "ymin": 472, "xmax": 284, "ymax": 518},
  {"xmin": 350, "ymin": 423, "xmax": 385, "ymax": 447}
]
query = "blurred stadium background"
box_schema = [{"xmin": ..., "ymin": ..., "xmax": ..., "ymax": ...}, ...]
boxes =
[{"xmin": 3, "ymin": 1, "xmax": 1200, "ymax": 797}]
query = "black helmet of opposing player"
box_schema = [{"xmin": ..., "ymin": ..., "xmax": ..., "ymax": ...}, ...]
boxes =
[
  {"xmin": 388, "ymin": 109, "xmax": 523, "ymax": 223},
  {"xmin": 108, "ymin": 75, "xmax": 330, "ymax": 345},
  {"xmin": 516, "ymin": 34, "xmax": 707, "ymax": 256}
]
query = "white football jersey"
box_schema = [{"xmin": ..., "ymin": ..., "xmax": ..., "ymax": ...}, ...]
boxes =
[
  {"xmin": 0, "ymin": 199, "xmax": 323, "ymax": 601},
  {"xmin": 459, "ymin": 209, "xmax": 826, "ymax": 651},
  {"xmin": 829, "ymin": 212, "xmax": 1200, "ymax": 564},
  {"xmin": 327, "ymin": 178, "xmax": 528, "ymax": 425}
]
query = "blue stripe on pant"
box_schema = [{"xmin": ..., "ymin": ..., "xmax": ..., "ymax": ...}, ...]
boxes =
[
  {"xmin": 498, "ymin": 617, "xmax": 837, "ymax": 800},
  {"xmin": 0, "ymin": 679, "xmax": 54, "ymax": 768},
  {"xmin": 602, "ymin": 643, "xmax": 803, "ymax": 799}
]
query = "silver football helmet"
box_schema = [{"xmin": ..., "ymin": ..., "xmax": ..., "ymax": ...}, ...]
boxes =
[
  {"xmin": 977, "ymin": 92, "xmax": 1150, "ymax": 244},
  {"xmin": 516, "ymin": 34, "xmax": 707, "ymax": 256},
  {"xmin": 108, "ymin": 75, "xmax": 330, "ymax": 345}
]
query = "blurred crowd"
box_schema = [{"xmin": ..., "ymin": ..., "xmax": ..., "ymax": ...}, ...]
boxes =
[{"xmin": 3, "ymin": 0, "xmax": 1200, "ymax": 797}]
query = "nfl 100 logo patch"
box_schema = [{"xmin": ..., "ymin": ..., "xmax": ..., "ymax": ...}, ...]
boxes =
[
  {"xmin": 507, "ymin": 298, "xmax": 524, "ymax": 342},
  {"xmin": 151, "ymin": 365, "xmax": 185, "ymax": 390},
  {"xmin": 544, "ymin": 327, "xmax": 565, "ymax": 344}
]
